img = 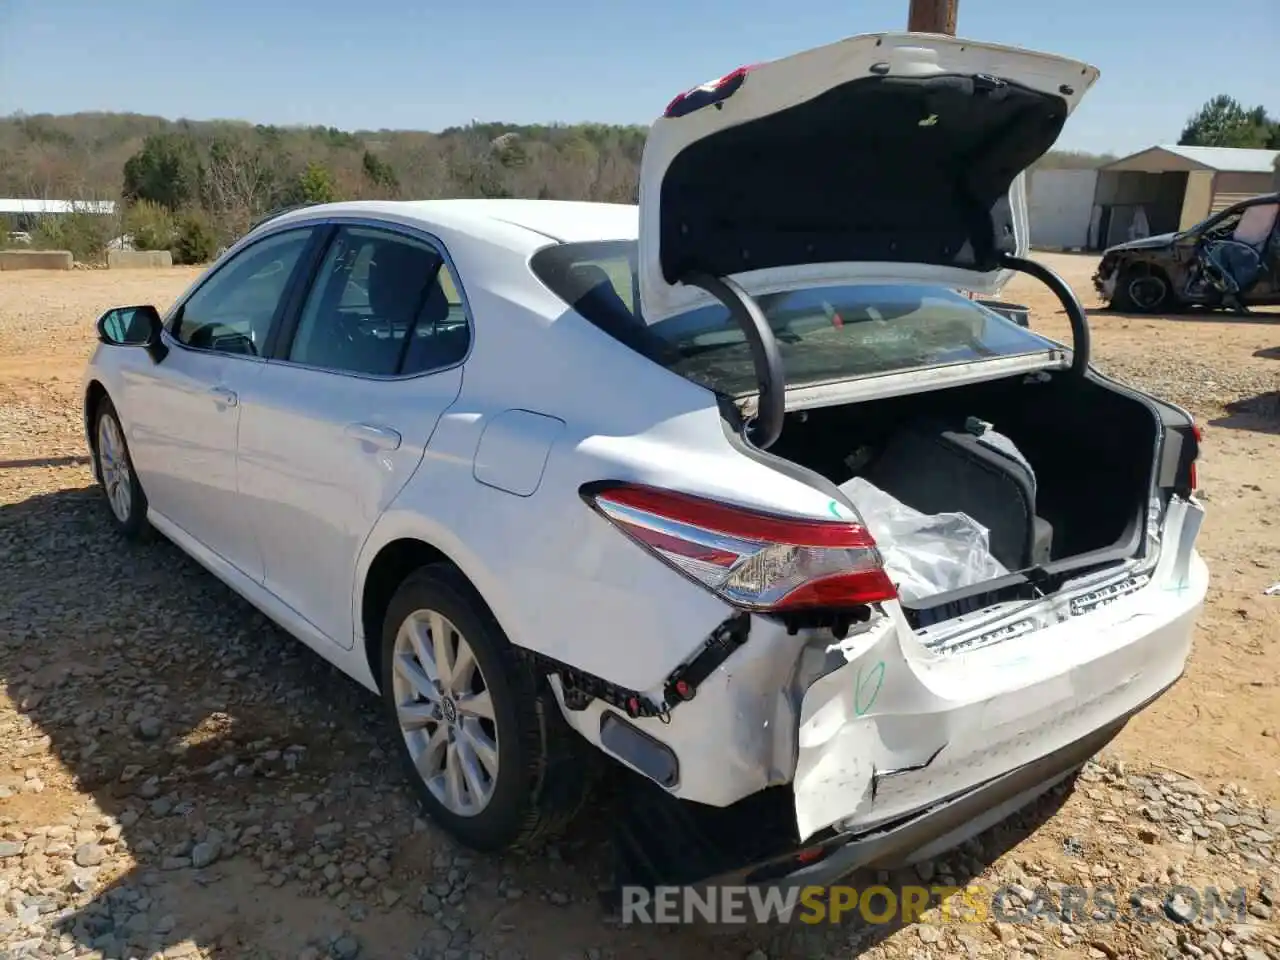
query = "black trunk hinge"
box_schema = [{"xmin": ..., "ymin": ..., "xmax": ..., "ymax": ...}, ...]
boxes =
[{"xmin": 518, "ymin": 613, "xmax": 751, "ymax": 724}]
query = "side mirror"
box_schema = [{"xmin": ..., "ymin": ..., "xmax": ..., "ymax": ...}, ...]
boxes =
[{"xmin": 96, "ymin": 305, "xmax": 168, "ymax": 363}]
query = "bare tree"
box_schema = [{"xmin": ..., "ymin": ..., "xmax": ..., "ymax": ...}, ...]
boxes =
[
  {"xmin": 384, "ymin": 133, "xmax": 448, "ymax": 199},
  {"xmin": 203, "ymin": 137, "xmax": 276, "ymax": 240},
  {"xmin": 595, "ymin": 152, "xmax": 639, "ymax": 203}
]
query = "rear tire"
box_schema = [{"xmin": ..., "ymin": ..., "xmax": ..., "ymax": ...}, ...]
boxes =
[
  {"xmin": 92, "ymin": 397, "xmax": 150, "ymax": 540},
  {"xmin": 1113, "ymin": 266, "xmax": 1172, "ymax": 313},
  {"xmin": 379, "ymin": 563, "xmax": 588, "ymax": 851}
]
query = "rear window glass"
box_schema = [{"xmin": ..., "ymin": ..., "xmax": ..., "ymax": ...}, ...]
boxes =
[{"xmin": 530, "ymin": 241, "xmax": 1060, "ymax": 397}]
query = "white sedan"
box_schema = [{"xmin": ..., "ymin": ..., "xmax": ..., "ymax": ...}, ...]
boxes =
[{"xmin": 82, "ymin": 32, "xmax": 1208, "ymax": 890}]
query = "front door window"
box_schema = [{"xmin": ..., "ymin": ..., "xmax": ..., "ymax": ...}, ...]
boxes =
[{"xmin": 173, "ymin": 228, "xmax": 315, "ymax": 355}]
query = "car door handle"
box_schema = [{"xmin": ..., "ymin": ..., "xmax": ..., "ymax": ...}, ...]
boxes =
[
  {"xmin": 209, "ymin": 386, "xmax": 238, "ymax": 408},
  {"xmin": 344, "ymin": 422, "xmax": 402, "ymax": 451}
]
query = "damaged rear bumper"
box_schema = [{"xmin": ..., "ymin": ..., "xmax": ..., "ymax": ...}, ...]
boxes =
[
  {"xmin": 708, "ymin": 567, "xmax": 1207, "ymax": 890},
  {"xmin": 591, "ymin": 502, "xmax": 1207, "ymax": 892},
  {"xmin": 735, "ymin": 693, "xmax": 1152, "ymax": 888},
  {"xmin": 781, "ymin": 498, "xmax": 1206, "ymax": 872},
  {"xmin": 791, "ymin": 555, "xmax": 1205, "ymax": 842}
]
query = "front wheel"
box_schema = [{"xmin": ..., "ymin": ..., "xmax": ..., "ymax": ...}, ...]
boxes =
[
  {"xmin": 1113, "ymin": 267, "xmax": 1172, "ymax": 313},
  {"xmin": 379, "ymin": 564, "xmax": 588, "ymax": 851},
  {"xmin": 92, "ymin": 397, "xmax": 150, "ymax": 539}
]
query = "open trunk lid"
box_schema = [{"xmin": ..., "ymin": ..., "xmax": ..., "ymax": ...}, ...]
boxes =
[{"xmin": 637, "ymin": 33, "xmax": 1098, "ymax": 324}]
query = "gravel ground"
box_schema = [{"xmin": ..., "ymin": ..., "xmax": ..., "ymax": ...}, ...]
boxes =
[{"xmin": 1, "ymin": 258, "xmax": 1278, "ymax": 960}]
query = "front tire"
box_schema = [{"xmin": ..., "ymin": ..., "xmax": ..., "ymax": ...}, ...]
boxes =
[
  {"xmin": 380, "ymin": 564, "xmax": 588, "ymax": 852},
  {"xmin": 1113, "ymin": 267, "xmax": 1172, "ymax": 313},
  {"xmin": 92, "ymin": 397, "xmax": 150, "ymax": 540}
]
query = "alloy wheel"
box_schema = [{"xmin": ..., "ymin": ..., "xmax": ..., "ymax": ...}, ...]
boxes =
[
  {"xmin": 97, "ymin": 414, "xmax": 133, "ymax": 523},
  {"xmin": 391, "ymin": 608, "xmax": 500, "ymax": 816}
]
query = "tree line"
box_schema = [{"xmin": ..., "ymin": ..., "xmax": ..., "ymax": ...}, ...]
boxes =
[
  {"xmin": 0, "ymin": 114, "xmax": 646, "ymax": 262},
  {"xmin": 0, "ymin": 91, "xmax": 1274, "ymax": 264}
]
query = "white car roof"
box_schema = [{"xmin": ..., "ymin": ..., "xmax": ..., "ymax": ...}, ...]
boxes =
[{"xmin": 268, "ymin": 199, "xmax": 638, "ymax": 252}]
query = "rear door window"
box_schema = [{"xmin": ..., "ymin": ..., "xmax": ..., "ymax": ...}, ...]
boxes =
[
  {"xmin": 531, "ymin": 240, "xmax": 1060, "ymax": 397},
  {"xmin": 283, "ymin": 226, "xmax": 470, "ymax": 377}
]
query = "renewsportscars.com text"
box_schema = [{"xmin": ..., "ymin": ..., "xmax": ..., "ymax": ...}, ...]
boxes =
[{"xmin": 620, "ymin": 883, "xmax": 1251, "ymax": 926}]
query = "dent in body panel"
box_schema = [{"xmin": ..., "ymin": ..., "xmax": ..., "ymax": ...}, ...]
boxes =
[
  {"xmin": 472, "ymin": 409, "xmax": 566, "ymax": 497},
  {"xmin": 792, "ymin": 512, "xmax": 1207, "ymax": 841}
]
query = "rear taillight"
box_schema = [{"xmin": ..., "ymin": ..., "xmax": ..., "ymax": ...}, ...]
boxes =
[{"xmin": 582, "ymin": 482, "xmax": 897, "ymax": 612}]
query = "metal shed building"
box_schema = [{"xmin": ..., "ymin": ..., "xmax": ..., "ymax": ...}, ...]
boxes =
[
  {"xmin": 1089, "ymin": 145, "xmax": 1279, "ymax": 250},
  {"xmin": 0, "ymin": 199, "xmax": 116, "ymax": 214},
  {"xmin": 1, "ymin": 198, "xmax": 117, "ymax": 233},
  {"xmin": 1027, "ymin": 168, "xmax": 1100, "ymax": 250}
]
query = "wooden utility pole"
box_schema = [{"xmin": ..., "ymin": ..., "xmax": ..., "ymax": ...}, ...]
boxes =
[{"xmin": 908, "ymin": 0, "xmax": 958, "ymax": 34}]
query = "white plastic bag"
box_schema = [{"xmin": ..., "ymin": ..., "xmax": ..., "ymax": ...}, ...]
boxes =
[{"xmin": 838, "ymin": 476, "xmax": 1009, "ymax": 603}]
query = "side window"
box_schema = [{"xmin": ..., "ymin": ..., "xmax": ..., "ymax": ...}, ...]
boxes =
[
  {"xmin": 1204, "ymin": 211, "xmax": 1243, "ymax": 241},
  {"xmin": 174, "ymin": 229, "xmax": 314, "ymax": 354},
  {"xmin": 399, "ymin": 259, "xmax": 471, "ymax": 375},
  {"xmin": 529, "ymin": 243, "xmax": 655, "ymax": 355},
  {"xmin": 287, "ymin": 226, "xmax": 469, "ymax": 376},
  {"xmin": 1233, "ymin": 203, "xmax": 1279, "ymax": 248},
  {"xmin": 529, "ymin": 247, "xmax": 638, "ymax": 326},
  {"xmin": 569, "ymin": 255, "xmax": 636, "ymax": 314}
]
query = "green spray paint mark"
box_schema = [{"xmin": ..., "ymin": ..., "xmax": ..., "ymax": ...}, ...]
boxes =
[{"xmin": 854, "ymin": 661, "xmax": 886, "ymax": 717}]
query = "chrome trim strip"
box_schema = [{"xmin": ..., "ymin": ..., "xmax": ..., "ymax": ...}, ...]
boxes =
[{"xmin": 595, "ymin": 499, "xmax": 759, "ymax": 556}]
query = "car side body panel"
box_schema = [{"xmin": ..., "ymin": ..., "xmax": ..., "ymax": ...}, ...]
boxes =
[
  {"xmin": 354, "ymin": 241, "xmax": 841, "ymax": 693},
  {"xmin": 234, "ymin": 361, "xmax": 464, "ymax": 648},
  {"xmin": 471, "ymin": 409, "xmax": 566, "ymax": 496},
  {"xmin": 122, "ymin": 348, "xmax": 268, "ymax": 578}
]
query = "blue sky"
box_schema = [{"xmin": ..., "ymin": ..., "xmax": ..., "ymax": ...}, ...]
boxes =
[{"xmin": 1, "ymin": 0, "xmax": 1276, "ymax": 156}]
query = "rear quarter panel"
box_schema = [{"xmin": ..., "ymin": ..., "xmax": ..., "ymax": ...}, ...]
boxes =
[{"xmin": 358, "ymin": 241, "xmax": 843, "ymax": 692}]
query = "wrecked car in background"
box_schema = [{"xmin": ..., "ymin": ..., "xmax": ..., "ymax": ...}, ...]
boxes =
[
  {"xmin": 1094, "ymin": 192, "xmax": 1280, "ymax": 313},
  {"xmin": 82, "ymin": 31, "xmax": 1209, "ymax": 898}
]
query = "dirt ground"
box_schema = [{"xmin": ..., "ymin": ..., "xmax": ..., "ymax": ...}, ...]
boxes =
[{"xmin": 0, "ymin": 255, "xmax": 1277, "ymax": 960}]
